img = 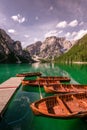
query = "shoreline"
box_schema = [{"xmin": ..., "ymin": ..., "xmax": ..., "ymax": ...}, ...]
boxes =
[{"xmin": 73, "ymin": 61, "xmax": 87, "ymax": 64}]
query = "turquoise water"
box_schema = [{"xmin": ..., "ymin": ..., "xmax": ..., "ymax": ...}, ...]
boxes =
[{"xmin": 0, "ymin": 63, "xmax": 87, "ymax": 130}]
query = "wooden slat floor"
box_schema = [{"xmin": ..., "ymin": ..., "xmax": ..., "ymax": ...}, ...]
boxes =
[{"xmin": 0, "ymin": 77, "xmax": 24, "ymax": 118}]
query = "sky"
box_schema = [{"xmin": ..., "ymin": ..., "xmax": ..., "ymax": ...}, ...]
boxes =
[{"xmin": 0, "ymin": 0, "xmax": 87, "ymax": 47}]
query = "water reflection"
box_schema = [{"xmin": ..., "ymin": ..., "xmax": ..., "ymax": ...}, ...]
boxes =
[
  {"xmin": 0, "ymin": 63, "xmax": 87, "ymax": 130},
  {"xmin": 57, "ymin": 64, "xmax": 87, "ymax": 84}
]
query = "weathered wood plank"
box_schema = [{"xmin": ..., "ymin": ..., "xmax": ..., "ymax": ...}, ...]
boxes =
[
  {"xmin": 0, "ymin": 88, "xmax": 16, "ymax": 117},
  {"xmin": 0, "ymin": 77, "xmax": 24, "ymax": 118},
  {"xmin": 0, "ymin": 77, "xmax": 24, "ymax": 88}
]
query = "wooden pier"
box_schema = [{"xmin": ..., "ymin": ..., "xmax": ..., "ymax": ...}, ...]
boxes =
[{"xmin": 0, "ymin": 77, "xmax": 24, "ymax": 118}]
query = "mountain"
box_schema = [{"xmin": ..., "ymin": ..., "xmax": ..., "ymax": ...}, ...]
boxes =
[
  {"xmin": 26, "ymin": 36, "xmax": 72, "ymax": 61},
  {"xmin": 55, "ymin": 34, "xmax": 87, "ymax": 63},
  {"xmin": 0, "ymin": 29, "xmax": 33, "ymax": 63},
  {"xmin": 27, "ymin": 41, "xmax": 42, "ymax": 56}
]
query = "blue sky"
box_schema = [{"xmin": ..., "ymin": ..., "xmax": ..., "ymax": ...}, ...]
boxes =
[{"xmin": 0, "ymin": 0, "xmax": 87, "ymax": 47}]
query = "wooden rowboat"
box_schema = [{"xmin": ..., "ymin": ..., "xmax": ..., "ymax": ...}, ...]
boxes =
[
  {"xmin": 22, "ymin": 79, "xmax": 60, "ymax": 86},
  {"xmin": 44, "ymin": 84, "xmax": 87, "ymax": 94},
  {"xmin": 16, "ymin": 72, "xmax": 42, "ymax": 77},
  {"xmin": 30, "ymin": 92, "xmax": 87, "ymax": 119},
  {"xmin": 37, "ymin": 76, "xmax": 70, "ymax": 82}
]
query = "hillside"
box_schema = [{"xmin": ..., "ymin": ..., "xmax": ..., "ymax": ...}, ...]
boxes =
[
  {"xmin": 55, "ymin": 34, "xmax": 87, "ymax": 63},
  {"xmin": 0, "ymin": 29, "xmax": 33, "ymax": 63}
]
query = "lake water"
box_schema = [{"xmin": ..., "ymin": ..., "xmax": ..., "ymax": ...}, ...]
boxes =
[{"xmin": 0, "ymin": 63, "xmax": 87, "ymax": 130}]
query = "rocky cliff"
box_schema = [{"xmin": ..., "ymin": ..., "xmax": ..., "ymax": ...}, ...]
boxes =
[
  {"xmin": 27, "ymin": 41, "xmax": 42, "ymax": 56},
  {"xmin": 26, "ymin": 36, "xmax": 72, "ymax": 60},
  {"xmin": 0, "ymin": 29, "xmax": 33, "ymax": 63}
]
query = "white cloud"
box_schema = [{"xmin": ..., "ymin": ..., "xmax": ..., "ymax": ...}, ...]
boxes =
[
  {"xmin": 34, "ymin": 38, "xmax": 38, "ymax": 42},
  {"xmin": 21, "ymin": 42, "xmax": 25, "ymax": 46},
  {"xmin": 11, "ymin": 14, "xmax": 25, "ymax": 23},
  {"xmin": 73, "ymin": 29, "xmax": 87, "ymax": 40},
  {"xmin": 49, "ymin": 6, "xmax": 54, "ymax": 11},
  {"xmin": 56, "ymin": 21, "xmax": 67, "ymax": 28},
  {"xmin": 65, "ymin": 32, "xmax": 71, "ymax": 37},
  {"xmin": 35, "ymin": 16, "xmax": 39, "ymax": 20},
  {"xmin": 21, "ymin": 42, "xmax": 27, "ymax": 47},
  {"xmin": 45, "ymin": 30, "xmax": 58, "ymax": 38},
  {"xmin": 58, "ymin": 30, "xmax": 63, "ymax": 34},
  {"xmin": 8, "ymin": 29, "xmax": 16, "ymax": 34},
  {"xmin": 69, "ymin": 20, "xmax": 78, "ymax": 27},
  {"xmin": 79, "ymin": 21, "xmax": 84, "ymax": 26},
  {"xmin": 71, "ymin": 31, "xmax": 77, "ymax": 37},
  {"xmin": 24, "ymin": 34, "xmax": 30, "ymax": 38}
]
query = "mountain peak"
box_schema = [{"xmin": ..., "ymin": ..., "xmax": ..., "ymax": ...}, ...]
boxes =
[{"xmin": 26, "ymin": 36, "xmax": 72, "ymax": 60}]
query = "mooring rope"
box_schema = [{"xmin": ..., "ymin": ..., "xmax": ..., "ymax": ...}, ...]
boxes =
[{"xmin": 38, "ymin": 80, "xmax": 43, "ymax": 99}]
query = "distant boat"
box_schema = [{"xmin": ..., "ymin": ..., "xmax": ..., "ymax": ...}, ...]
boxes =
[
  {"xmin": 30, "ymin": 92, "xmax": 87, "ymax": 119},
  {"xmin": 37, "ymin": 76, "xmax": 70, "ymax": 82},
  {"xmin": 16, "ymin": 72, "xmax": 42, "ymax": 77},
  {"xmin": 43, "ymin": 84, "xmax": 87, "ymax": 93},
  {"xmin": 22, "ymin": 79, "xmax": 60, "ymax": 86}
]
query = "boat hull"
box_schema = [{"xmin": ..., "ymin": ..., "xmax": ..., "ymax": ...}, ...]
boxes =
[
  {"xmin": 43, "ymin": 84, "xmax": 87, "ymax": 94},
  {"xmin": 22, "ymin": 80, "xmax": 60, "ymax": 87},
  {"xmin": 16, "ymin": 72, "xmax": 42, "ymax": 77},
  {"xmin": 30, "ymin": 93, "xmax": 87, "ymax": 119},
  {"xmin": 37, "ymin": 76, "xmax": 70, "ymax": 82}
]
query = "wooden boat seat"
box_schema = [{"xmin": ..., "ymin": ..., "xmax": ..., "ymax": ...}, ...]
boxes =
[
  {"xmin": 53, "ymin": 84, "xmax": 65, "ymax": 91},
  {"xmin": 37, "ymin": 98, "xmax": 57, "ymax": 114},
  {"xmin": 45, "ymin": 80, "xmax": 59, "ymax": 84},
  {"xmin": 60, "ymin": 93, "xmax": 87, "ymax": 113},
  {"xmin": 62, "ymin": 84, "xmax": 74, "ymax": 92},
  {"xmin": 46, "ymin": 103, "xmax": 55, "ymax": 114},
  {"xmin": 45, "ymin": 98, "xmax": 56, "ymax": 112},
  {"xmin": 71, "ymin": 85, "xmax": 87, "ymax": 92},
  {"xmin": 53, "ymin": 97, "xmax": 70, "ymax": 115}
]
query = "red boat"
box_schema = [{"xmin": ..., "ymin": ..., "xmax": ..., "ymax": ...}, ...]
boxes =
[
  {"xmin": 44, "ymin": 84, "xmax": 87, "ymax": 93},
  {"xmin": 30, "ymin": 92, "xmax": 87, "ymax": 119},
  {"xmin": 22, "ymin": 79, "xmax": 60, "ymax": 86},
  {"xmin": 16, "ymin": 72, "xmax": 42, "ymax": 77},
  {"xmin": 37, "ymin": 76, "xmax": 70, "ymax": 82}
]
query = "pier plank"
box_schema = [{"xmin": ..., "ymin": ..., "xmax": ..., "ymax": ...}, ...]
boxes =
[
  {"xmin": 0, "ymin": 77, "xmax": 24, "ymax": 118},
  {"xmin": 0, "ymin": 77, "xmax": 24, "ymax": 88},
  {"xmin": 0, "ymin": 88, "xmax": 16, "ymax": 117}
]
